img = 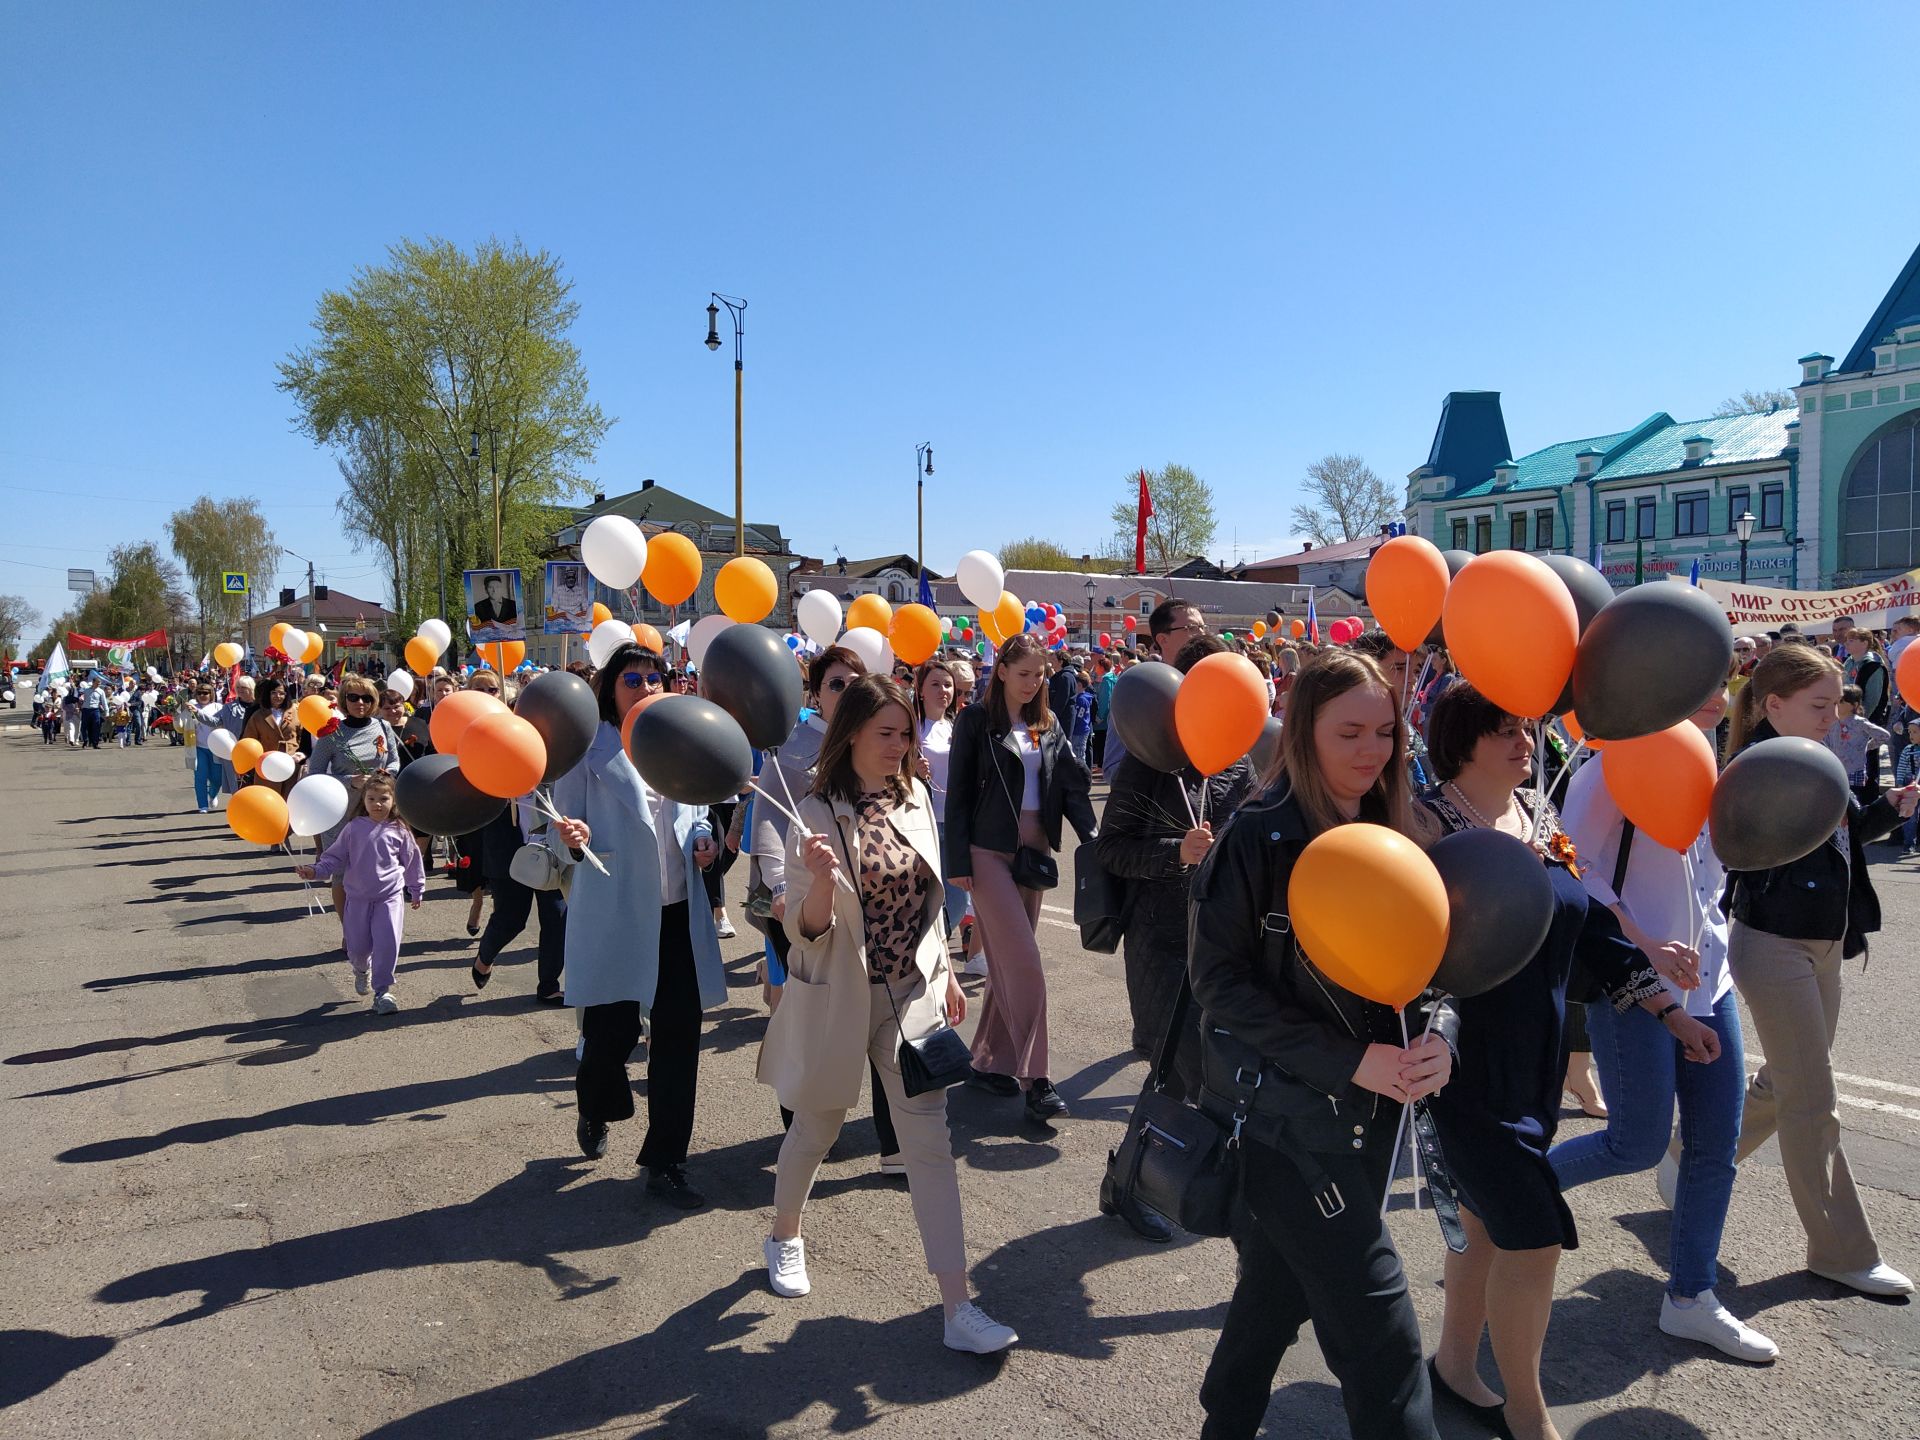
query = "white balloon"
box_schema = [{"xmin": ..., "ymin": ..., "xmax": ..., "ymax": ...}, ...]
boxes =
[
  {"xmin": 687, "ymin": 613, "xmax": 736, "ymax": 668},
  {"xmin": 418, "ymin": 619, "xmax": 453, "ymax": 657},
  {"xmin": 287, "ymin": 773, "xmax": 351, "ymax": 837},
  {"xmin": 206, "ymin": 728, "xmax": 237, "ymax": 761},
  {"xmin": 258, "ymin": 750, "xmax": 297, "ymax": 783},
  {"xmin": 587, "ymin": 618, "xmax": 635, "ymax": 669},
  {"xmin": 838, "ymin": 625, "xmax": 886, "ymax": 674},
  {"xmin": 581, "ymin": 515, "xmax": 649, "ymax": 591},
  {"xmin": 796, "ymin": 589, "xmax": 842, "ymax": 647},
  {"xmin": 956, "ymin": 550, "xmax": 1006, "ymax": 611},
  {"xmin": 281, "ymin": 629, "xmax": 309, "ymax": 661},
  {"xmin": 385, "ymin": 670, "xmax": 415, "ymax": 702}
]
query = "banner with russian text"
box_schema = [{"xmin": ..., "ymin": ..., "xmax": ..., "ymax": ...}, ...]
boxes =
[
  {"xmin": 1681, "ymin": 568, "xmax": 1920, "ymax": 634},
  {"xmin": 66, "ymin": 628, "xmax": 168, "ymax": 651}
]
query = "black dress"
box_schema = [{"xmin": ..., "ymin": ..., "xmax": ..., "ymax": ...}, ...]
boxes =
[{"xmin": 1422, "ymin": 789, "xmax": 1660, "ymax": 1251}]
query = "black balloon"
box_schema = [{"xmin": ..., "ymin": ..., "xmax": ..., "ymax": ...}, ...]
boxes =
[
  {"xmin": 1540, "ymin": 554, "xmax": 1618, "ymax": 713},
  {"xmin": 1265, "ymin": 609, "xmax": 1282, "ymax": 628},
  {"xmin": 394, "ymin": 753, "xmax": 508, "ymax": 838},
  {"xmin": 1709, "ymin": 736, "xmax": 1851, "ymax": 872},
  {"xmin": 627, "ymin": 695, "xmax": 753, "ymax": 805},
  {"xmin": 1428, "ymin": 828, "xmax": 1555, "ymax": 998},
  {"xmin": 702, "ymin": 621, "xmax": 803, "ymax": 750},
  {"xmin": 1109, "ymin": 662, "xmax": 1186, "ymax": 773},
  {"xmin": 1427, "ymin": 549, "xmax": 1476, "ymax": 646},
  {"xmin": 515, "ymin": 670, "xmax": 599, "ymax": 784},
  {"xmin": 1571, "ymin": 582, "xmax": 1733, "ymax": 741},
  {"xmin": 1248, "ymin": 715, "xmax": 1283, "ymax": 781}
]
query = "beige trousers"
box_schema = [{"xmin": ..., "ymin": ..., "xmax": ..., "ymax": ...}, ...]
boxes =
[
  {"xmin": 774, "ymin": 976, "xmax": 967, "ymax": 1275},
  {"xmin": 1729, "ymin": 923, "xmax": 1881, "ymax": 1273}
]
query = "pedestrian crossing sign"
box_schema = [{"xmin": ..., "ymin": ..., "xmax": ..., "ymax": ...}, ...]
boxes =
[{"xmin": 222, "ymin": 572, "xmax": 248, "ymax": 594}]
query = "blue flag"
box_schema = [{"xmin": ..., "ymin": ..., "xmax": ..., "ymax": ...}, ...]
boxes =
[
  {"xmin": 918, "ymin": 569, "xmax": 934, "ymax": 607},
  {"xmin": 1306, "ymin": 588, "xmax": 1319, "ymax": 644},
  {"xmin": 1689, "ymin": 557, "xmax": 1701, "ymax": 587}
]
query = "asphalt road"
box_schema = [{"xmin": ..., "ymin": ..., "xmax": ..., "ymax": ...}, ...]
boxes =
[{"xmin": 2, "ymin": 709, "xmax": 1916, "ymax": 1439}]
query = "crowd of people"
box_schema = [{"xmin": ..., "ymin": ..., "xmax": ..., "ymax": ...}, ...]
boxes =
[{"xmin": 46, "ymin": 594, "xmax": 1915, "ymax": 1437}]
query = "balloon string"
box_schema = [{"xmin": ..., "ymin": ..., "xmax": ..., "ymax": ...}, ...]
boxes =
[
  {"xmin": 1379, "ymin": 1006, "xmax": 1441, "ymax": 1218},
  {"xmin": 1403, "ymin": 652, "xmax": 1434, "ymax": 728},
  {"xmin": 747, "ymin": 780, "xmax": 860, "ymax": 899},
  {"xmin": 526, "ymin": 786, "xmax": 611, "ymax": 876}
]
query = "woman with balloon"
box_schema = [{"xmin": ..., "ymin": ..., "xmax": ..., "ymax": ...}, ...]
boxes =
[
  {"xmin": 1710, "ymin": 643, "xmax": 1917, "ymax": 1298},
  {"xmin": 1419, "ymin": 682, "xmax": 1714, "ymax": 1440},
  {"xmin": 241, "ymin": 678, "xmax": 302, "ymax": 800},
  {"xmin": 308, "ymin": 674, "xmax": 404, "ymax": 927},
  {"xmin": 542, "ymin": 642, "xmax": 728, "ymax": 1210},
  {"xmin": 1186, "ymin": 649, "xmax": 1455, "ymax": 1440},
  {"xmin": 944, "ymin": 631, "xmax": 1096, "ymax": 1124}
]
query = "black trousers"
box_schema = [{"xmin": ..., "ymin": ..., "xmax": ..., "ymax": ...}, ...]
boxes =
[
  {"xmin": 81, "ymin": 710, "xmax": 103, "ymax": 748},
  {"xmin": 1089, "ymin": 728, "xmax": 1107, "ymax": 771},
  {"xmin": 702, "ymin": 801, "xmax": 739, "ymax": 910},
  {"xmin": 576, "ymin": 901, "xmax": 703, "ymax": 1167},
  {"xmin": 1200, "ymin": 1130, "xmax": 1435, "ymax": 1440},
  {"xmin": 768, "ymin": 914, "xmax": 897, "ymax": 1154},
  {"xmin": 477, "ymin": 873, "xmax": 566, "ymax": 998}
]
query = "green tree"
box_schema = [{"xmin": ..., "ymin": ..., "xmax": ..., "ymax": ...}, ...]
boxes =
[
  {"xmin": 1109, "ymin": 464, "xmax": 1217, "ymax": 572},
  {"xmin": 277, "ymin": 236, "xmax": 613, "ymax": 619},
  {"xmin": 167, "ymin": 496, "xmax": 279, "ymax": 655},
  {"xmin": 335, "ymin": 420, "xmax": 440, "ymax": 639},
  {"xmin": 1713, "ymin": 388, "xmax": 1797, "ymax": 417},
  {"xmin": 97, "ymin": 541, "xmax": 192, "ymax": 641},
  {"xmin": 1290, "ymin": 453, "xmax": 1395, "ymax": 546},
  {"xmin": 0, "ymin": 594, "xmax": 38, "ymax": 661},
  {"xmin": 999, "ymin": 536, "xmax": 1082, "ymax": 571}
]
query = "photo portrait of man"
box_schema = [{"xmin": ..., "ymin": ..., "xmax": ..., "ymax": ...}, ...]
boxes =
[
  {"xmin": 464, "ymin": 569, "xmax": 526, "ymax": 644},
  {"xmin": 545, "ymin": 561, "xmax": 593, "ymax": 635}
]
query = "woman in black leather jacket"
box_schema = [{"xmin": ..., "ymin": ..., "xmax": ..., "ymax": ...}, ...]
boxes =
[
  {"xmin": 1188, "ymin": 650, "xmax": 1455, "ymax": 1440},
  {"xmin": 945, "ymin": 632, "xmax": 1096, "ymax": 1124},
  {"xmin": 1720, "ymin": 643, "xmax": 1917, "ymax": 1298}
]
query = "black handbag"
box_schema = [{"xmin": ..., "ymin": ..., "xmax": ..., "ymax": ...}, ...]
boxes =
[
  {"xmin": 991, "ymin": 728, "xmax": 1060, "ymax": 890},
  {"xmin": 1073, "ymin": 837, "xmax": 1127, "ymax": 953}
]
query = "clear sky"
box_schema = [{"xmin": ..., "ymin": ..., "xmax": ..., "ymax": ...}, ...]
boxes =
[{"xmin": 3, "ymin": 1, "xmax": 1916, "ymax": 635}]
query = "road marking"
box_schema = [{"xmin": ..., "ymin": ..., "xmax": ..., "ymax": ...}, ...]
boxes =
[
  {"xmin": 1834, "ymin": 1071, "xmax": 1920, "ymax": 1100},
  {"xmin": 1042, "ymin": 903, "xmax": 1073, "ymax": 917},
  {"xmin": 1839, "ymin": 1094, "xmax": 1920, "ymax": 1122},
  {"xmin": 1040, "ymin": 916, "xmax": 1078, "ymax": 932}
]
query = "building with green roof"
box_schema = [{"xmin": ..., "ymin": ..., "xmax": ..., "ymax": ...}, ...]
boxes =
[{"xmin": 1404, "ymin": 240, "xmax": 1920, "ymax": 592}]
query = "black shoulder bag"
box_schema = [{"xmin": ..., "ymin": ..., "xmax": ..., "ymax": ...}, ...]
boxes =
[
  {"xmin": 990, "ymin": 726, "xmax": 1060, "ymax": 890},
  {"xmin": 1568, "ymin": 818, "xmax": 1634, "ymax": 1005},
  {"xmin": 829, "ymin": 818, "xmax": 971, "ymax": 1097}
]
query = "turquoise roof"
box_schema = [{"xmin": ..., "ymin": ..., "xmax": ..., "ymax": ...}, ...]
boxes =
[
  {"xmin": 1443, "ymin": 407, "xmax": 1796, "ymax": 500},
  {"xmin": 1450, "ymin": 427, "xmax": 1633, "ymax": 498}
]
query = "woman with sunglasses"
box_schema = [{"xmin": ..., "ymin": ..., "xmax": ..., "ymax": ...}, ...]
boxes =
[
  {"xmin": 544, "ymin": 643, "xmax": 728, "ymax": 1209},
  {"xmin": 308, "ymin": 673, "xmax": 404, "ymax": 928}
]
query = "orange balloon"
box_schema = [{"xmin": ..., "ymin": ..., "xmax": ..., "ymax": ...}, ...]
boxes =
[
  {"xmin": 1288, "ymin": 823, "xmax": 1449, "ymax": 1009},
  {"xmin": 477, "ymin": 640, "xmax": 526, "ymax": 673},
  {"xmin": 1366, "ymin": 535, "xmax": 1451, "ymax": 653},
  {"xmin": 270, "ymin": 622, "xmax": 295, "ymax": 654},
  {"xmin": 644, "ymin": 532, "xmax": 703, "ymax": 606},
  {"xmin": 405, "ymin": 635, "xmax": 439, "ymax": 675},
  {"xmin": 620, "ymin": 690, "xmax": 669, "ymax": 756},
  {"xmin": 1559, "ymin": 712, "xmax": 1607, "ymax": 751},
  {"xmin": 1175, "ymin": 653, "xmax": 1269, "ymax": 774},
  {"xmin": 458, "ymin": 710, "xmax": 548, "ymax": 798},
  {"xmin": 227, "ymin": 785, "xmax": 290, "ymax": 845},
  {"xmin": 1251, "ymin": 620, "xmax": 1267, "ymax": 639},
  {"xmin": 296, "ymin": 694, "xmax": 335, "ymax": 735},
  {"xmin": 715, "ymin": 556, "xmax": 778, "ymax": 624},
  {"xmin": 1289, "ymin": 618, "xmax": 1306, "ymax": 639},
  {"xmin": 1600, "ymin": 720, "xmax": 1717, "ymax": 851},
  {"xmin": 978, "ymin": 607, "xmax": 1004, "ymax": 646},
  {"xmin": 846, "ymin": 593, "xmax": 893, "ymax": 634},
  {"xmin": 429, "ymin": 689, "xmax": 507, "ymax": 754},
  {"xmin": 591, "ymin": 601, "xmax": 612, "ymax": 627},
  {"xmin": 992, "ymin": 592, "xmax": 1024, "ymax": 644},
  {"xmin": 301, "ymin": 632, "xmax": 324, "ymax": 664},
  {"xmin": 213, "ymin": 642, "xmax": 243, "ymax": 668},
  {"xmin": 1442, "ymin": 552, "xmax": 1577, "ymax": 718},
  {"xmin": 1899, "ymin": 641, "xmax": 1920, "ymax": 712},
  {"xmin": 231, "ymin": 737, "xmax": 265, "ymax": 776},
  {"xmin": 632, "ymin": 623, "xmax": 664, "ymax": 652},
  {"xmin": 888, "ymin": 603, "xmax": 943, "ymax": 665}
]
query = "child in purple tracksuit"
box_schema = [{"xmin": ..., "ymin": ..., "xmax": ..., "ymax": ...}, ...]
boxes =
[{"xmin": 298, "ymin": 774, "xmax": 425, "ymax": 1013}]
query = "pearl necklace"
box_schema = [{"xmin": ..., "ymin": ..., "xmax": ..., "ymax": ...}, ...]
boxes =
[{"xmin": 1445, "ymin": 781, "xmax": 1535, "ymax": 844}]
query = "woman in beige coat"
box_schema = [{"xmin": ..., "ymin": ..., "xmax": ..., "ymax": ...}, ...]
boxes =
[{"xmin": 757, "ymin": 675, "xmax": 1017, "ymax": 1354}]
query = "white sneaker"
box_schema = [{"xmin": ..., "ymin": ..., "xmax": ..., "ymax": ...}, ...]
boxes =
[
  {"xmin": 372, "ymin": 991, "xmax": 399, "ymax": 1015},
  {"xmin": 1656, "ymin": 1151, "xmax": 1678, "ymax": 1208},
  {"xmin": 714, "ymin": 911, "xmax": 736, "ymax": 939},
  {"xmin": 1659, "ymin": 1291, "xmax": 1778, "ymax": 1362},
  {"xmin": 943, "ymin": 1301, "xmax": 1018, "ymax": 1354},
  {"xmin": 764, "ymin": 1235, "xmax": 810, "ymax": 1297},
  {"xmin": 353, "ymin": 968, "xmax": 371, "ymax": 996},
  {"xmin": 1811, "ymin": 1261, "xmax": 1915, "ymax": 1296},
  {"xmin": 963, "ymin": 953, "xmax": 990, "ymax": 978}
]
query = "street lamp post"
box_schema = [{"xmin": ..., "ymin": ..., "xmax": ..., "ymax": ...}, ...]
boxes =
[
  {"xmin": 1083, "ymin": 575, "xmax": 1097, "ymax": 647},
  {"xmin": 1736, "ymin": 509, "xmax": 1756, "ymax": 584},
  {"xmin": 705, "ymin": 294, "xmax": 748, "ymax": 557},
  {"xmin": 470, "ymin": 428, "xmax": 500, "ymax": 568},
  {"xmin": 915, "ymin": 443, "xmax": 933, "ymax": 597}
]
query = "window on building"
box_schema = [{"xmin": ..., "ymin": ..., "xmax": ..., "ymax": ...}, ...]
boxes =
[
  {"xmin": 885, "ymin": 580, "xmax": 905, "ymax": 602},
  {"xmin": 1839, "ymin": 411, "xmax": 1920, "ymax": 571},
  {"xmin": 1451, "ymin": 517, "xmax": 1468, "ymax": 550},
  {"xmin": 1606, "ymin": 501, "xmax": 1626, "ymax": 543},
  {"xmin": 1674, "ymin": 491, "xmax": 1709, "ymax": 537},
  {"xmin": 1725, "ymin": 485, "xmax": 1751, "ymax": 533},
  {"xmin": 1635, "ymin": 496, "xmax": 1657, "ymax": 540},
  {"xmin": 1473, "ymin": 516, "xmax": 1492, "ymax": 554},
  {"xmin": 1510, "ymin": 514, "xmax": 1528, "ymax": 551},
  {"xmin": 1760, "ymin": 482, "xmax": 1786, "ymax": 531},
  {"xmin": 1536, "ymin": 510, "xmax": 1554, "ymax": 549}
]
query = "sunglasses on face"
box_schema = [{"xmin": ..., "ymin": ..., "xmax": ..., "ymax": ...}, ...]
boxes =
[
  {"xmin": 619, "ymin": 671, "xmax": 664, "ymax": 690},
  {"xmin": 823, "ymin": 677, "xmax": 851, "ymax": 694},
  {"xmin": 343, "ymin": 694, "xmax": 373, "ymax": 704}
]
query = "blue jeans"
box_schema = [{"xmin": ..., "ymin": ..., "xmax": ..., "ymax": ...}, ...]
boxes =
[
  {"xmin": 193, "ymin": 746, "xmax": 221, "ymax": 811},
  {"xmin": 1548, "ymin": 992, "xmax": 1745, "ymax": 1298},
  {"xmin": 942, "ymin": 880, "xmax": 969, "ymax": 942}
]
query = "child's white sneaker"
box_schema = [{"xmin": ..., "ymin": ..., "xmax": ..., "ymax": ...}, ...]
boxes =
[
  {"xmin": 372, "ymin": 991, "xmax": 399, "ymax": 1015},
  {"xmin": 353, "ymin": 968, "xmax": 371, "ymax": 996}
]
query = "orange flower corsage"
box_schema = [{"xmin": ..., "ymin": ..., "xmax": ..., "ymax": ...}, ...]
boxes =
[{"xmin": 1545, "ymin": 829, "xmax": 1583, "ymax": 876}]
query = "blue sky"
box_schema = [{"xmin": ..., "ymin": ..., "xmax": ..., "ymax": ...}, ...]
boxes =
[{"xmin": 3, "ymin": 2, "xmax": 1916, "ymax": 635}]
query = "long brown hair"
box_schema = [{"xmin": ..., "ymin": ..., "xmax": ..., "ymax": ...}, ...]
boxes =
[
  {"xmin": 1263, "ymin": 650, "xmax": 1413, "ymax": 838},
  {"xmin": 985, "ymin": 633, "xmax": 1054, "ymax": 734},
  {"xmin": 812, "ymin": 675, "xmax": 920, "ymax": 807},
  {"xmin": 1727, "ymin": 643, "xmax": 1841, "ymax": 752},
  {"xmin": 914, "ymin": 657, "xmax": 961, "ymax": 724}
]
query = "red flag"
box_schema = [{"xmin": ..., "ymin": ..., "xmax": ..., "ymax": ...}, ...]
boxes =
[{"xmin": 1135, "ymin": 468, "xmax": 1154, "ymax": 574}]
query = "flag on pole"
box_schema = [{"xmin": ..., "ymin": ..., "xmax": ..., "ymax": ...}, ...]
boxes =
[
  {"xmin": 1306, "ymin": 588, "xmax": 1320, "ymax": 645},
  {"xmin": 1134, "ymin": 468, "xmax": 1154, "ymax": 575},
  {"xmin": 917, "ymin": 569, "xmax": 934, "ymax": 607},
  {"xmin": 1688, "ymin": 557, "xmax": 1701, "ymax": 587}
]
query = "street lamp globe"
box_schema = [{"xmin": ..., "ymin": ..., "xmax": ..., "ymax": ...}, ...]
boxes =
[
  {"xmin": 704, "ymin": 303, "xmax": 722, "ymax": 351},
  {"xmin": 1735, "ymin": 510, "xmax": 1756, "ymax": 545}
]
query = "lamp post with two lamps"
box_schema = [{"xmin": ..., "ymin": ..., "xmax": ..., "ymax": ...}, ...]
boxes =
[{"xmin": 705, "ymin": 294, "xmax": 748, "ymax": 558}]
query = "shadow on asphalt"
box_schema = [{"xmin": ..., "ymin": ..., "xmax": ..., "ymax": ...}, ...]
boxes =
[
  {"xmin": 82, "ymin": 937, "xmax": 473, "ymax": 991},
  {"xmin": 1569, "ymin": 1407, "xmax": 1709, "ymax": 1438},
  {"xmin": 0, "ymin": 1329, "xmax": 117, "ymax": 1409}
]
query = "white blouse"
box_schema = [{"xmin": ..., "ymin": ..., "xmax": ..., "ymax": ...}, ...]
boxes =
[
  {"xmin": 1009, "ymin": 725, "xmax": 1042, "ymax": 812},
  {"xmin": 1559, "ymin": 759, "xmax": 1732, "ymax": 1017},
  {"xmin": 919, "ymin": 716, "xmax": 955, "ymax": 820}
]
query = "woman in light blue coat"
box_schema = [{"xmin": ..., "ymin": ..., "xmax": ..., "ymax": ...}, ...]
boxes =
[{"xmin": 548, "ymin": 643, "xmax": 726, "ymax": 1210}]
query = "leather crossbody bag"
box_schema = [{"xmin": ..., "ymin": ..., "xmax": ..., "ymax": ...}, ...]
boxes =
[{"xmin": 990, "ymin": 727, "xmax": 1059, "ymax": 890}]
